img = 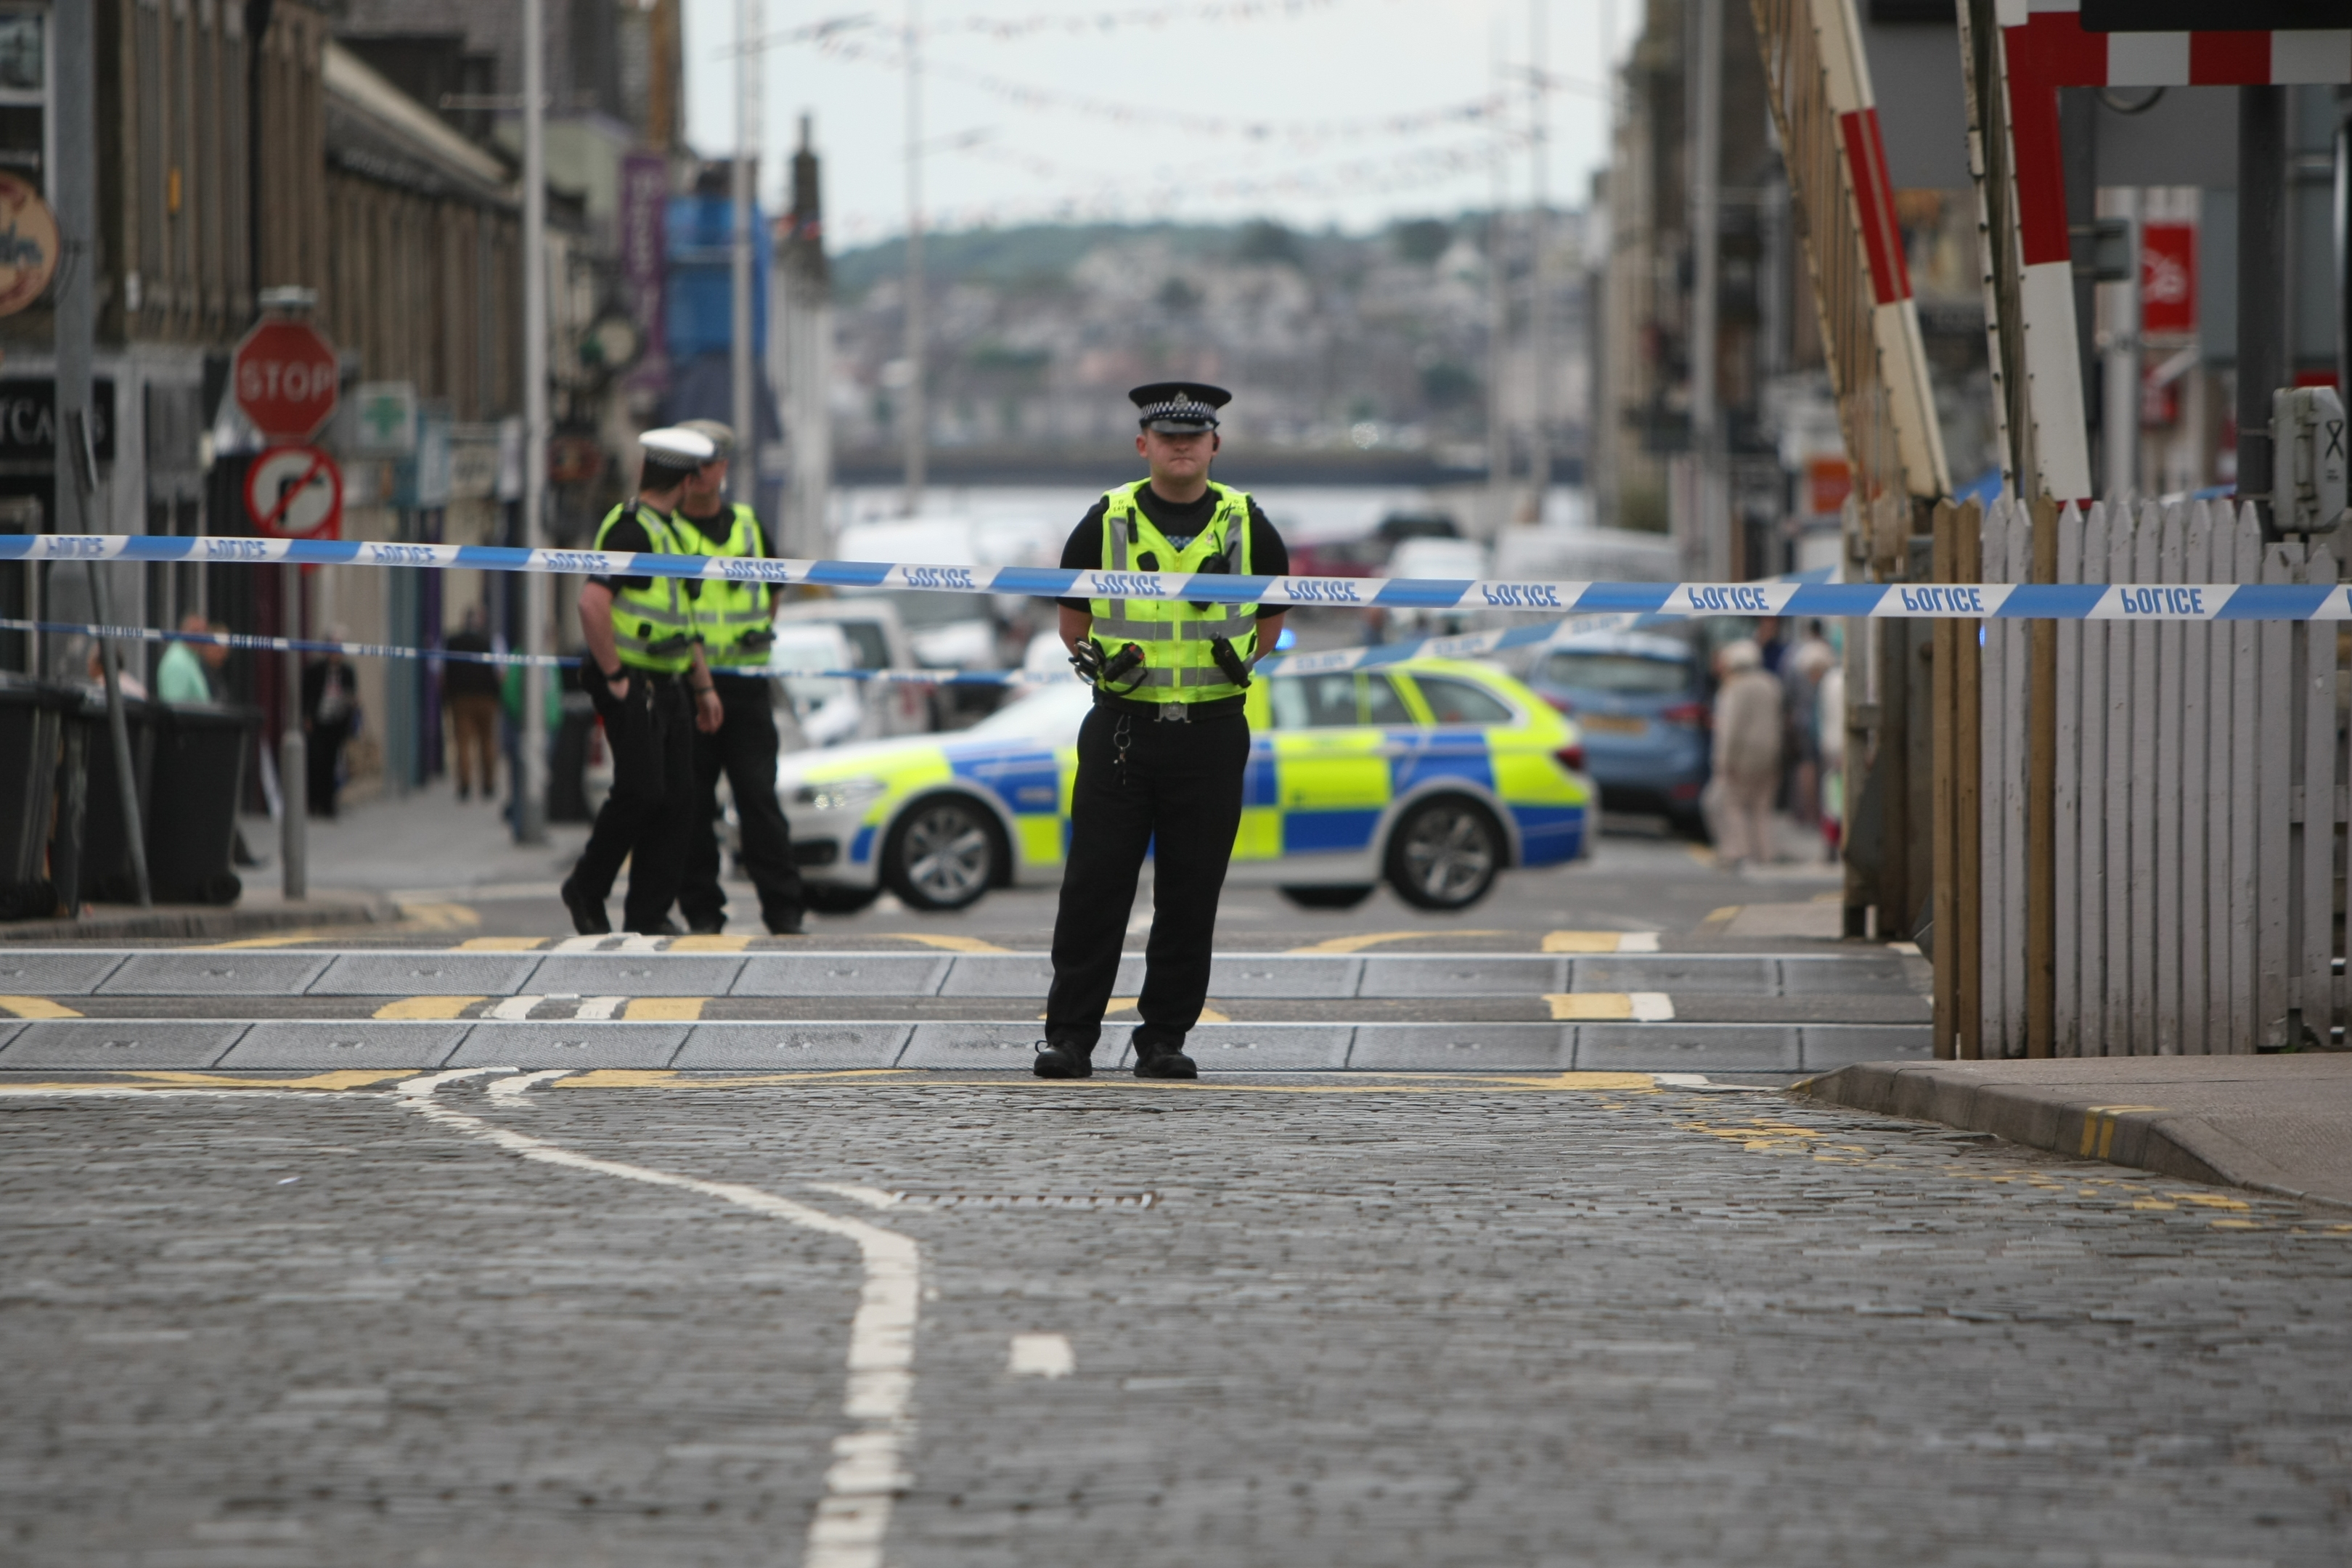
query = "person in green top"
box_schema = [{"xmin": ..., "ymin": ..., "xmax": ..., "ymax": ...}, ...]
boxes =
[{"xmin": 155, "ymin": 613, "xmax": 226, "ymax": 704}]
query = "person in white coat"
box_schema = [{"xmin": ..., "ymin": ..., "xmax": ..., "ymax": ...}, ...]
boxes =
[{"xmin": 1710, "ymin": 637, "xmax": 1783, "ymax": 871}]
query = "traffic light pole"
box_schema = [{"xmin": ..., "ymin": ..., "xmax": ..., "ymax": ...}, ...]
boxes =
[{"xmin": 2237, "ymin": 85, "xmax": 2287, "ymax": 535}]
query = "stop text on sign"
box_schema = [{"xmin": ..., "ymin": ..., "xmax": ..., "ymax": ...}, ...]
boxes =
[{"xmin": 231, "ymin": 319, "xmax": 340, "ymax": 442}]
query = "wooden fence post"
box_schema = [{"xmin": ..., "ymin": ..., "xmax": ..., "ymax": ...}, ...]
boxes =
[
  {"xmin": 1955, "ymin": 499, "xmax": 1984, "ymax": 1059},
  {"xmin": 1932, "ymin": 500, "xmax": 1959, "ymax": 1058},
  {"xmin": 2027, "ymin": 497, "xmax": 2058, "ymax": 1056}
]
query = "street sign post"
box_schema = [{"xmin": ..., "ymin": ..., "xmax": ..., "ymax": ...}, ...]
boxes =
[
  {"xmin": 243, "ymin": 444, "xmax": 344, "ymax": 539},
  {"xmin": 232, "ymin": 319, "xmax": 340, "ymax": 442}
]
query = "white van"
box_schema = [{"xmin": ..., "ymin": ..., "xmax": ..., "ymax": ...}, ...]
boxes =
[{"xmin": 772, "ymin": 597, "xmax": 931, "ymax": 738}]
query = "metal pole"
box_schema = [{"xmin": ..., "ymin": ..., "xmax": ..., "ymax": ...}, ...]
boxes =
[
  {"xmin": 1486, "ymin": 12, "xmax": 1510, "ymax": 533},
  {"xmin": 902, "ymin": 0, "xmax": 926, "ymax": 517},
  {"xmin": 1525, "ymin": 0, "xmax": 1551, "ymax": 524},
  {"xmin": 732, "ymin": 0, "xmax": 760, "ymax": 501},
  {"xmin": 1689, "ymin": 0, "xmax": 1723, "ymax": 573},
  {"xmin": 52, "ymin": 0, "xmax": 94, "ymax": 540},
  {"xmin": 87, "ymin": 544, "xmax": 150, "ymax": 910},
  {"xmin": 2237, "ymin": 85, "xmax": 2287, "ymax": 533},
  {"xmin": 519, "ymin": 0, "xmax": 550, "ymax": 843},
  {"xmin": 279, "ymin": 563, "xmax": 306, "ymax": 899},
  {"xmin": 2101, "ymin": 190, "xmax": 2139, "ymax": 502}
]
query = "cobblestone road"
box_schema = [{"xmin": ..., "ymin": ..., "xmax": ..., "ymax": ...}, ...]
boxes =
[{"xmin": 6, "ymin": 1074, "xmax": 2348, "ymax": 1567}]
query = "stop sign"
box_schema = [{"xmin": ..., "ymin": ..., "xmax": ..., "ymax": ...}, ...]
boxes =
[{"xmin": 232, "ymin": 319, "xmax": 340, "ymax": 441}]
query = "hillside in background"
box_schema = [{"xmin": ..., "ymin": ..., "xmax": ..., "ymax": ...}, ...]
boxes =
[{"xmin": 825, "ymin": 213, "xmax": 1588, "ymax": 478}]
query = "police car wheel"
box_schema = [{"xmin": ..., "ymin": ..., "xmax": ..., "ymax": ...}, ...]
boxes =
[
  {"xmin": 1279, "ymin": 884, "xmax": 1376, "ymax": 910},
  {"xmin": 883, "ymin": 795, "xmax": 1003, "ymax": 912},
  {"xmin": 1384, "ymin": 797, "xmax": 1502, "ymax": 911}
]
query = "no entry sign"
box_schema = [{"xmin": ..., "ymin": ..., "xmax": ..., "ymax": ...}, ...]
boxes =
[
  {"xmin": 232, "ymin": 319, "xmax": 340, "ymax": 441},
  {"xmin": 244, "ymin": 444, "xmax": 343, "ymax": 539}
]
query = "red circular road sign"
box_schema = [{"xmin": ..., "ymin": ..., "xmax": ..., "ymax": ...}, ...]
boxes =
[
  {"xmin": 243, "ymin": 444, "xmax": 343, "ymax": 540},
  {"xmin": 232, "ymin": 319, "xmax": 340, "ymax": 441}
]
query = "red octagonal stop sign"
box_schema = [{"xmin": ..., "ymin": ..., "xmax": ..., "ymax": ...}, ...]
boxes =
[{"xmin": 232, "ymin": 318, "xmax": 340, "ymax": 441}]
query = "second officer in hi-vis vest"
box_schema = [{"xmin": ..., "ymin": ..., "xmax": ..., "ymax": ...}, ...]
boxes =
[
  {"xmin": 561, "ymin": 427, "xmax": 726, "ymax": 936},
  {"xmin": 1034, "ymin": 382, "xmax": 1289, "ymax": 1080},
  {"xmin": 669, "ymin": 420, "xmax": 807, "ymax": 936}
]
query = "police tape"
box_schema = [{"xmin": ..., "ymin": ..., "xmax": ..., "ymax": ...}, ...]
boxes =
[
  {"xmin": 1, "ymin": 533, "xmax": 2330, "ymax": 621},
  {"xmin": 0, "ymin": 618, "xmax": 1053, "ymax": 685},
  {"xmin": 1, "ymin": 609, "xmax": 1641, "ymax": 688}
]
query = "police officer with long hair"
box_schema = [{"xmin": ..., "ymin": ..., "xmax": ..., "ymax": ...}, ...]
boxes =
[
  {"xmin": 561, "ymin": 427, "xmax": 725, "ymax": 935},
  {"xmin": 1034, "ymin": 383, "xmax": 1288, "ymax": 1079}
]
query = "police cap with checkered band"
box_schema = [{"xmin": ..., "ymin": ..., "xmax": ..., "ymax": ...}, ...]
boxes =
[{"xmin": 1130, "ymin": 381, "xmax": 1231, "ymax": 434}]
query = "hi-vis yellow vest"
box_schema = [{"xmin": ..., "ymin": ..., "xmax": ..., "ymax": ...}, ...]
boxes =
[
  {"xmin": 680, "ymin": 504, "xmax": 774, "ymax": 671},
  {"xmin": 593, "ymin": 501, "xmax": 697, "ymax": 674},
  {"xmin": 1087, "ymin": 480, "xmax": 1259, "ymax": 704}
]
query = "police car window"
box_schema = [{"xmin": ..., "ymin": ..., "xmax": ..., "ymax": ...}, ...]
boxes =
[
  {"xmin": 838, "ymin": 623, "xmax": 891, "ymax": 669},
  {"xmin": 1540, "ymin": 652, "xmax": 1689, "ymax": 695},
  {"xmin": 1361, "ymin": 674, "xmax": 1411, "ymax": 727},
  {"xmin": 1270, "ymin": 674, "xmax": 1360, "ymax": 730},
  {"xmin": 1414, "ymin": 676, "xmax": 1515, "ymax": 726}
]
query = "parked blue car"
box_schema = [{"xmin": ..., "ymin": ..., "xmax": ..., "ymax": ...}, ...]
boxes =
[{"xmin": 1523, "ymin": 631, "xmax": 1712, "ymax": 836}]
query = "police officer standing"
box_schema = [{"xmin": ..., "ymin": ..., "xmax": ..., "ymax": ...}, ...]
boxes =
[
  {"xmin": 560, "ymin": 427, "xmax": 725, "ymax": 935},
  {"xmin": 668, "ymin": 419, "xmax": 807, "ymax": 936},
  {"xmin": 1034, "ymin": 383, "xmax": 1288, "ymax": 1080}
]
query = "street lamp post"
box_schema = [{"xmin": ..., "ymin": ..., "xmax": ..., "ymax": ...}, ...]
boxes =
[{"xmin": 519, "ymin": 0, "xmax": 550, "ymax": 844}]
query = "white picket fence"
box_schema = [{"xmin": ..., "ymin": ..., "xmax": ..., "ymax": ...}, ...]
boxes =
[{"xmin": 1976, "ymin": 497, "xmax": 2343, "ymax": 1057}]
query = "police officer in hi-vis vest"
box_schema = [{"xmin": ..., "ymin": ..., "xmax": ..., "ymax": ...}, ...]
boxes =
[
  {"xmin": 668, "ymin": 419, "xmax": 807, "ymax": 936},
  {"xmin": 560, "ymin": 427, "xmax": 727, "ymax": 936},
  {"xmin": 1034, "ymin": 383, "xmax": 1289, "ymax": 1080}
]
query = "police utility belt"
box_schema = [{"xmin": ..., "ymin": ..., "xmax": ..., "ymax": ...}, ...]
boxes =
[{"xmin": 1074, "ymin": 635, "xmax": 1251, "ymax": 722}]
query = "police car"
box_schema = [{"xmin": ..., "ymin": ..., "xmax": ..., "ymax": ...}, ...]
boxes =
[{"xmin": 778, "ymin": 657, "xmax": 1593, "ymax": 915}]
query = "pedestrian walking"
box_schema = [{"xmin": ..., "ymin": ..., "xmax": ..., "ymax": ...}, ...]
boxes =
[
  {"xmin": 1782, "ymin": 622, "xmax": 1834, "ymax": 831},
  {"xmin": 667, "ymin": 419, "xmax": 807, "ymax": 936},
  {"xmin": 301, "ymin": 632, "xmax": 358, "ymax": 818},
  {"xmin": 442, "ymin": 608, "xmax": 502, "ymax": 803},
  {"xmin": 156, "ymin": 613, "xmax": 223, "ymax": 703},
  {"xmin": 1709, "ymin": 637, "xmax": 1782, "ymax": 873},
  {"xmin": 560, "ymin": 428, "xmax": 726, "ymax": 936},
  {"xmin": 1034, "ymin": 382, "xmax": 1289, "ymax": 1081}
]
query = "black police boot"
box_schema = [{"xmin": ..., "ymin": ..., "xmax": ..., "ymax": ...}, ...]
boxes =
[
  {"xmin": 768, "ymin": 909, "xmax": 807, "ymax": 936},
  {"xmin": 687, "ymin": 914, "xmax": 727, "ymax": 936},
  {"xmin": 1132, "ymin": 1039, "xmax": 1199, "ymax": 1080},
  {"xmin": 632, "ymin": 917, "xmax": 685, "ymax": 936},
  {"xmin": 1032, "ymin": 1040, "xmax": 1094, "ymax": 1079},
  {"xmin": 560, "ymin": 875, "xmax": 610, "ymax": 936}
]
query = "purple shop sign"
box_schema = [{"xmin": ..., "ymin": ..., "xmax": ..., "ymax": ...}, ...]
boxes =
[{"xmin": 619, "ymin": 152, "xmax": 670, "ymax": 388}]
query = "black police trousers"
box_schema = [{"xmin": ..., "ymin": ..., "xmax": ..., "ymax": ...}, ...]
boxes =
[
  {"xmin": 573, "ymin": 671, "xmax": 696, "ymax": 933},
  {"xmin": 1045, "ymin": 701, "xmax": 1249, "ymax": 1053},
  {"xmin": 680, "ymin": 675, "xmax": 805, "ymax": 933}
]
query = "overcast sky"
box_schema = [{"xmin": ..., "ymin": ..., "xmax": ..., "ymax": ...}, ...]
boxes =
[{"xmin": 679, "ymin": 0, "xmax": 1641, "ymax": 250}]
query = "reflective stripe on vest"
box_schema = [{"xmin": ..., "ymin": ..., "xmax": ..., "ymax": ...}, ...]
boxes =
[
  {"xmin": 1088, "ymin": 479, "xmax": 1259, "ymax": 703},
  {"xmin": 593, "ymin": 501, "xmax": 698, "ymax": 673},
  {"xmin": 680, "ymin": 504, "xmax": 774, "ymax": 669}
]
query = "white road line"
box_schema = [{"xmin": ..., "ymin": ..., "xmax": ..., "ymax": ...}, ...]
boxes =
[
  {"xmin": 394, "ymin": 1069, "xmax": 919, "ymax": 1568},
  {"xmin": 1629, "ymin": 991, "xmax": 1675, "ymax": 1022},
  {"xmin": 551, "ymin": 935, "xmax": 610, "ymax": 953},
  {"xmin": 486, "ymin": 1070, "xmax": 573, "ymax": 1101},
  {"xmin": 486, "ymin": 995, "xmax": 544, "ymax": 1021},
  {"xmin": 809, "ymin": 1182, "xmax": 907, "ymax": 1210},
  {"xmin": 1008, "ymin": 1333, "xmax": 1074, "ymax": 1379},
  {"xmin": 1619, "ymin": 932, "xmax": 1662, "ymax": 953},
  {"xmin": 573, "ymin": 996, "xmax": 625, "ymax": 1021},
  {"xmin": 613, "ymin": 934, "xmax": 668, "ymax": 953}
]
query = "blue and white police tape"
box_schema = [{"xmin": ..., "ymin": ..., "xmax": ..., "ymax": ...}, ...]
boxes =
[
  {"xmin": 1, "ymin": 533, "xmax": 2331, "ymax": 620},
  {"xmin": 0, "ymin": 618, "xmax": 1058, "ymax": 684}
]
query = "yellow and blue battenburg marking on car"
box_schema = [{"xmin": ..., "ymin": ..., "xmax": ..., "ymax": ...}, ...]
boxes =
[{"xmin": 776, "ymin": 657, "xmax": 1593, "ymax": 915}]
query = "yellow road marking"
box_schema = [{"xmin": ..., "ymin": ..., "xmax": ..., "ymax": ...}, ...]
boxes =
[
  {"xmin": 457, "ymin": 936, "xmax": 548, "ymax": 952},
  {"xmin": 883, "ymin": 934, "xmax": 1013, "ymax": 954},
  {"xmin": 669, "ymin": 934, "xmax": 754, "ymax": 953},
  {"xmin": 2167, "ymin": 1191, "xmax": 2252, "ymax": 1211},
  {"xmin": 373, "ymin": 995, "xmax": 484, "ymax": 1020},
  {"xmin": 1545, "ymin": 992, "xmax": 1675, "ymax": 1022},
  {"xmin": 624, "ymin": 996, "xmax": 708, "ymax": 1021},
  {"xmin": 2078, "ymin": 1104, "xmax": 2164, "ymax": 1159},
  {"xmin": 0, "ymin": 995, "xmax": 81, "ymax": 1018},
  {"xmin": 1286, "ymin": 930, "xmax": 1505, "ymax": 956},
  {"xmin": 1540, "ymin": 931, "xmax": 1661, "ymax": 954},
  {"xmin": 1699, "ymin": 905, "xmax": 1740, "ymax": 928},
  {"xmin": 200, "ymin": 901, "xmax": 482, "ymax": 950},
  {"xmin": 120, "ymin": 1071, "xmax": 415, "ymax": 1090},
  {"xmin": 1688, "ymin": 846, "xmax": 1720, "ymax": 867}
]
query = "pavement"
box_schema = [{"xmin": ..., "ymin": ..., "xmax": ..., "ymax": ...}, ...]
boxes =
[{"xmin": 1800, "ymin": 1053, "xmax": 2352, "ymax": 1210}]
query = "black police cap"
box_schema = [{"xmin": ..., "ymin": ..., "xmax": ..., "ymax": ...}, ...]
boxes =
[{"xmin": 1130, "ymin": 381, "xmax": 1231, "ymax": 433}]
